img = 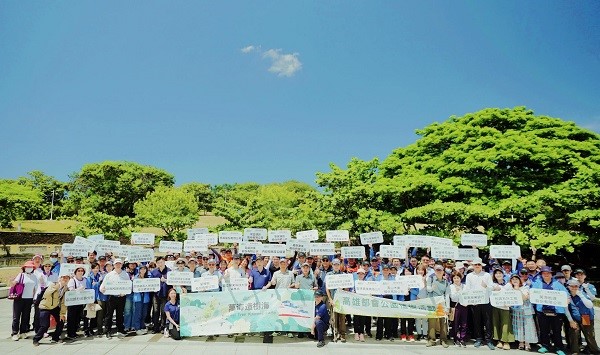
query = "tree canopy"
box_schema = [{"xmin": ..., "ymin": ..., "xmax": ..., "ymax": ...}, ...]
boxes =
[{"xmin": 0, "ymin": 180, "xmax": 43, "ymax": 228}]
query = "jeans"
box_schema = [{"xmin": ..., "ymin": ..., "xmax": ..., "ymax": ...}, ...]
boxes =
[
  {"xmin": 123, "ymin": 295, "xmax": 134, "ymax": 330},
  {"xmin": 133, "ymin": 302, "xmax": 149, "ymax": 330},
  {"xmin": 12, "ymin": 298, "xmax": 33, "ymax": 335},
  {"xmin": 33, "ymin": 308, "xmax": 64, "ymax": 342}
]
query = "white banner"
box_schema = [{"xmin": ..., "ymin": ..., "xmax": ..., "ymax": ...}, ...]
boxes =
[
  {"xmin": 191, "ymin": 276, "xmax": 220, "ymax": 292},
  {"xmin": 167, "ymin": 271, "xmax": 193, "ymax": 286},
  {"xmin": 296, "ymin": 230, "xmax": 319, "ymax": 242},
  {"xmin": 489, "ymin": 245, "xmax": 521, "ymax": 259},
  {"xmin": 244, "ymin": 228, "xmax": 268, "ymax": 241},
  {"xmin": 529, "ymin": 288, "xmax": 568, "ymax": 307},
  {"xmin": 268, "ymin": 230, "xmax": 292, "ymax": 243},
  {"xmin": 133, "ymin": 278, "xmax": 160, "ymax": 293},
  {"xmin": 396, "ymin": 275, "xmax": 424, "ymax": 289},
  {"xmin": 87, "ymin": 234, "xmax": 104, "ymax": 243},
  {"xmin": 457, "ymin": 248, "xmax": 479, "ymax": 260},
  {"xmin": 459, "ymin": 289, "xmax": 490, "ymax": 305},
  {"xmin": 131, "ymin": 232, "xmax": 155, "ymax": 245},
  {"xmin": 354, "ymin": 280, "xmax": 383, "ymax": 295},
  {"xmin": 341, "ymin": 246, "xmax": 366, "ymax": 259},
  {"xmin": 103, "ymin": 279, "xmax": 132, "ymax": 295},
  {"xmin": 73, "ymin": 236, "xmax": 95, "ymax": 250},
  {"xmin": 393, "ymin": 235, "xmax": 430, "ymax": 248},
  {"xmin": 127, "ymin": 248, "xmax": 155, "ymax": 263},
  {"xmin": 94, "ymin": 240, "xmax": 122, "ymax": 256},
  {"xmin": 187, "ymin": 228, "xmax": 209, "ymax": 238},
  {"xmin": 490, "ymin": 290, "xmax": 523, "ymax": 308},
  {"xmin": 326, "ymin": 230, "xmax": 349, "ymax": 242},
  {"xmin": 379, "ymin": 245, "xmax": 407, "ymax": 260},
  {"xmin": 184, "ymin": 240, "xmax": 208, "ymax": 253},
  {"xmin": 62, "ymin": 243, "xmax": 90, "ymax": 258},
  {"xmin": 158, "ymin": 240, "xmax": 183, "ymax": 253},
  {"xmin": 360, "ymin": 231, "xmax": 384, "ymax": 245},
  {"xmin": 382, "ymin": 280, "xmax": 408, "ymax": 295},
  {"xmin": 59, "ymin": 263, "xmax": 90, "ymax": 277},
  {"xmin": 325, "ymin": 273, "xmax": 354, "ymax": 289},
  {"xmin": 239, "ymin": 241, "xmax": 262, "ymax": 255},
  {"xmin": 260, "ymin": 244, "xmax": 287, "ymax": 257},
  {"xmin": 429, "ymin": 236, "xmax": 454, "ymax": 248},
  {"xmin": 119, "ymin": 245, "xmax": 142, "ymax": 260},
  {"xmin": 222, "ymin": 278, "xmax": 248, "ymax": 291},
  {"xmin": 218, "ymin": 231, "xmax": 243, "ymax": 244},
  {"xmin": 460, "ymin": 233, "xmax": 488, "ymax": 247},
  {"xmin": 286, "ymin": 239, "xmax": 310, "ymax": 253},
  {"xmin": 192, "ymin": 233, "xmax": 218, "ymax": 246},
  {"xmin": 309, "ymin": 242, "xmax": 335, "ymax": 256},
  {"xmin": 65, "ymin": 289, "xmax": 96, "ymax": 306},
  {"xmin": 431, "ymin": 246, "xmax": 458, "ymax": 260}
]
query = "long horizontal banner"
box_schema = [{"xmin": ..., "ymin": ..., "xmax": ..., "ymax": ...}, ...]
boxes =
[
  {"xmin": 333, "ymin": 290, "xmax": 446, "ymax": 318},
  {"xmin": 180, "ymin": 289, "xmax": 314, "ymax": 336}
]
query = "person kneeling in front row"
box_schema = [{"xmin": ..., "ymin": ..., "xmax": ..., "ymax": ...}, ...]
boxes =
[{"xmin": 313, "ymin": 290, "xmax": 329, "ymax": 348}]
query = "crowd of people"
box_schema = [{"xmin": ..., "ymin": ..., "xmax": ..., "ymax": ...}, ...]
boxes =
[{"xmin": 8, "ymin": 246, "xmax": 599, "ymax": 354}]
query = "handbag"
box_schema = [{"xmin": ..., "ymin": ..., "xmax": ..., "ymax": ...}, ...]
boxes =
[
  {"xmin": 448, "ymin": 307, "xmax": 456, "ymax": 321},
  {"xmin": 8, "ymin": 274, "xmax": 25, "ymax": 300}
]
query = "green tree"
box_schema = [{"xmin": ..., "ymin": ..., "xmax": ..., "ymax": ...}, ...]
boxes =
[
  {"xmin": 0, "ymin": 180, "xmax": 43, "ymax": 228},
  {"xmin": 180, "ymin": 182, "xmax": 214, "ymax": 214},
  {"xmin": 17, "ymin": 170, "xmax": 68, "ymax": 220},
  {"xmin": 66, "ymin": 161, "xmax": 175, "ymax": 239},
  {"xmin": 212, "ymin": 181, "xmax": 331, "ymax": 234},
  {"xmin": 134, "ymin": 186, "xmax": 199, "ymax": 240},
  {"xmin": 319, "ymin": 107, "xmax": 600, "ymax": 255}
]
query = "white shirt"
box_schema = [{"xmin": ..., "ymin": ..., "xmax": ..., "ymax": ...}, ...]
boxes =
[
  {"xmin": 100, "ymin": 269, "xmax": 131, "ymax": 290},
  {"xmin": 271, "ymin": 270, "xmax": 294, "ymax": 289},
  {"xmin": 465, "ymin": 270, "xmax": 493, "ymax": 291},
  {"xmin": 14, "ymin": 272, "xmax": 38, "ymax": 299}
]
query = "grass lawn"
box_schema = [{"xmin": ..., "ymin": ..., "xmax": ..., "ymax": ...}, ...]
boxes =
[{"xmin": 0, "ymin": 214, "xmax": 227, "ymax": 235}]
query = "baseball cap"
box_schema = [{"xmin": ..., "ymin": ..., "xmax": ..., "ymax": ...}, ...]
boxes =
[
  {"xmin": 471, "ymin": 258, "xmax": 486, "ymax": 266},
  {"xmin": 331, "ymin": 259, "xmax": 341, "ymax": 265},
  {"xmin": 574, "ymin": 268, "xmax": 585, "ymax": 275},
  {"xmin": 561, "ymin": 265, "xmax": 572, "ymax": 271},
  {"xmin": 298, "ymin": 252, "xmax": 306, "ymax": 257},
  {"xmin": 519, "ymin": 268, "xmax": 528, "ymax": 274},
  {"xmin": 50, "ymin": 252, "xmax": 59, "ymax": 257},
  {"xmin": 356, "ymin": 268, "xmax": 366, "ymax": 274},
  {"xmin": 567, "ymin": 279, "xmax": 581, "ymax": 287},
  {"xmin": 434, "ymin": 265, "xmax": 444, "ymax": 271},
  {"xmin": 315, "ymin": 290, "xmax": 325, "ymax": 297},
  {"xmin": 502, "ymin": 260, "xmax": 511, "ymax": 265},
  {"xmin": 233, "ymin": 254, "xmax": 241, "ymax": 259},
  {"xmin": 554, "ymin": 272, "xmax": 565, "ymax": 279},
  {"xmin": 382, "ymin": 264, "xmax": 390, "ymax": 269},
  {"xmin": 301, "ymin": 262, "xmax": 310, "ymax": 267},
  {"xmin": 113, "ymin": 258, "xmax": 123, "ymax": 264},
  {"xmin": 98, "ymin": 255, "xmax": 106, "ymax": 261}
]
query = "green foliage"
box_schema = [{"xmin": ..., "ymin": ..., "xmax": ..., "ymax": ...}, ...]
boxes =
[
  {"xmin": 180, "ymin": 182, "xmax": 214, "ymax": 214},
  {"xmin": 212, "ymin": 181, "xmax": 331, "ymax": 234},
  {"xmin": 66, "ymin": 161, "xmax": 175, "ymax": 239},
  {"xmin": 0, "ymin": 180, "xmax": 43, "ymax": 228},
  {"xmin": 134, "ymin": 186, "xmax": 199, "ymax": 240},
  {"xmin": 318, "ymin": 107, "xmax": 600, "ymax": 255},
  {"xmin": 17, "ymin": 170, "xmax": 68, "ymax": 219}
]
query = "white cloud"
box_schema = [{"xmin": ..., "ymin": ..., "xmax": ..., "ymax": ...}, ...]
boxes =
[
  {"xmin": 262, "ymin": 49, "xmax": 302, "ymax": 77},
  {"xmin": 241, "ymin": 45, "xmax": 257, "ymax": 54},
  {"xmin": 241, "ymin": 45, "xmax": 302, "ymax": 77}
]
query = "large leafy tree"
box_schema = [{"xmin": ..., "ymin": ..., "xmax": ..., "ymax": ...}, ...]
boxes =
[
  {"xmin": 180, "ymin": 182, "xmax": 214, "ymax": 215},
  {"xmin": 17, "ymin": 170, "xmax": 68, "ymax": 220},
  {"xmin": 319, "ymin": 107, "xmax": 600, "ymax": 254},
  {"xmin": 134, "ymin": 186, "xmax": 199, "ymax": 240},
  {"xmin": 0, "ymin": 180, "xmax": 43, "ymax": 228},
  {"xmin": 66, "ymin": 161, "xmax": 175, "ymax": 239},
  {"xmin": 212, "ymin": 181, "xmax": 331, "ymax": 234}
]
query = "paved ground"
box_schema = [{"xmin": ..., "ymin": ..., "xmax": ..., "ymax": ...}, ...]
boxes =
[{"xmin": 1, "ymin": 298, "xmax": 598, "ymax": 355}]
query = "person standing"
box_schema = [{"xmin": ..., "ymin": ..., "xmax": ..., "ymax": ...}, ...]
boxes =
[
  {"xmin": 464, "ymin": 257, "xmax": 495, "ymax": 350},
  {"xmin": 150, "ymin": 256, "xmax": 170, "ymax": 334},
  {"xmin": 11, "ymin": 260, "xmax": 39, "ymax": 341},
  {"xmin": 99, "ymin": 258, "xmax": 130, "ymax": 338},
  {"xmin": 508, "ymin": 274, "xmax": 537, "ymax": 351},
  {"xmin": 531, "ymin": 266, "xmax": 571, "ymax": 355},
  {"xmin": 65, "ymin": 266, "xmax": 89, "ymax": 341},
  {"xmin": 566, "ymin": 279, "xmax": 600, "ymax": 354},
  {"xmin": 491, "ymin": 269, "xmax": 514, "ymax": 350},
  {"xmin": 449, "ymin": 271, "xmax": 468, "ymax": 347},
  {"xmin": 325, "ymin": 259, "xmax": 347, "ymax": 342},
  {"xmin": 426, "ymin": 264, "xmax": 450, "ymax": 347}
]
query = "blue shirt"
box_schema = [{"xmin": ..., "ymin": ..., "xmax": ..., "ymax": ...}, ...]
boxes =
[
  {"xmin": 150, "ymin": 266, "xmax": 171, "ymax": 298},
  {"xmin": 531, "ymin": 279, "xmax": 569, "ymax": 314},
  {"xmin": 164, "ymin": 301, "xmax": 180, "ymax": 324},
  {"xmin": 315, "ymin": 300, "xmax": 329, "ymax": 324},
  {"xmin": 249, "ymin": 268, "xmax": 271, "ymax": 290}
]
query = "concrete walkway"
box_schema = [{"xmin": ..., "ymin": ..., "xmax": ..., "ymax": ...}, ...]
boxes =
[{"xmin": 1, "ymin": 298, "xmax": 598, "ymax": 354}]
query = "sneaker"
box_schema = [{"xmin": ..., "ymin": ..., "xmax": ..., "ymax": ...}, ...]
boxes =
[
  {"xmin": 317, "ymin": 340, "xmax": 325, "ymax": 348},
  {"xmin": 163, "ymin": 329, "xmax": 169, "ymax": 338},
  {"xmin": 287, "ymin": 333, "xmax": 293, "ymax": 338},
  {"xmin": 44, "ymin": 333, "xmax": 50, "ymax": 338},
  {"xmin": 408, "ymin": 335, "xmax": 415, "ymax": 342},
  {"xmin": 461, "ymin": 341, "xmax": 467, "ymax": 347},
  {"xmin": 115, "ymin": 332, "xmax": 125, "ymax": 337},
  {"xmin": 503, "ymin": 343, "xmax": 510, "ymax": 350},
  {"xmin": 11, "ymin": 334, "xmax": 19, "ymax": 341},
  {"xmin": 105, "ymin": 333, "xmax": 112, "ymax": 339},
  {"xmin": 136, "ymin": 330, "xmax": 145, "ymax": 335},
  {"xmin": 272, "ymin": 332, "xmax": 280, "ymax": 336},
  {"xmin": 401, "ymin": 335, "xmax": 407, "ymax": 341},
  {"xmin": 207, "ymin": 335, "xmax": 215, "ymax": 340},
  {"xmin": 340, "ymin": 336, "xmax": 346, "ymax": 343},
  {"xmin": 427, "ymin": 340, "xmax": 436, "ymax": 347},
  {"xmin": 556, "ymin": 351, "xmax": 566, "ymax": 355},
  {"xmin": 487, "ymin": 342, "xmax": 496, "ymax": 350},
  {"xmin": 474, "ymin": 340, "xmax": 482, "ymax": 348},
  {"xmin": 389, "ymin": 337, "xmax": 394, "ymax": 342},
  {"xmin": 355, "ymin": 333, "xmax": 360, "ymax": 341},
  {"xmin": 537, "ymin": 346, "xmax": 548, "ymax": 354},
  {"xmin": 20, "ymin": 333, "xmax": 28, "ymax": 339},
  {"xmin": 33, "ymin": 341, "xmax": 39, "ymax": 347},
  {"xmin": 359, "ymin": 334, "xmax": 365, "ymax": 342},
  {"xmin": 442, "ymin": 341, "xmax": 449, "ymax": 348}
]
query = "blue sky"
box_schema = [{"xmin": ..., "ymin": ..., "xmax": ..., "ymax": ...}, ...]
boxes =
[{"xmin": 1, "ymin": 2, "xmax": 599, "ymax": 186}]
